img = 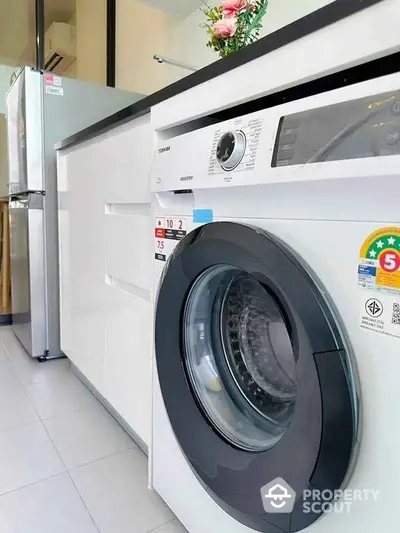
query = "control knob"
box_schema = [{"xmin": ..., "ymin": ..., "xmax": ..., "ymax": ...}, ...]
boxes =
[{"xmin": 216, "ymin": 131, "xmax": 246, "ymax": 171}]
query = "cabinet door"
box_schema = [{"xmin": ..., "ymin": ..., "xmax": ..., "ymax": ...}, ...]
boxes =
[{"xmin": 105, "ymin": 287, "xmax": 152, "ymax": 447}]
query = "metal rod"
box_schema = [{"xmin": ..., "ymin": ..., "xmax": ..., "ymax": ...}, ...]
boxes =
[
  {"xmin": 153, "ymin": 55, "xmax": 198, "ymax": 72},
  {"xmin": 107, "ymin": 0, "xmax": 116, "ymax": 86},
  {"xmin": 35, "ymin": 0, "xmax": 45, "ymax": 70}
]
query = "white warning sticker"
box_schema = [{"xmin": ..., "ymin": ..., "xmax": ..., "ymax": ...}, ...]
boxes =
[
  {"xmin": 45, "ymin": 85, "xmax": 64, "ymax": 96},
  {"xmin": 154, "ymin": 216, "xmax": 187, "ymax": 262},
  {"xmin": 360, "ymin": 294, "xmax": 400, "ymax": 339}
]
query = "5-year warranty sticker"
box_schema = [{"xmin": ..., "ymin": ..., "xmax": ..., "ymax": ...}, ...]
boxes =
[{"xmin": 358, "ymin": 227, "xmax": 400, "ymax": 339}]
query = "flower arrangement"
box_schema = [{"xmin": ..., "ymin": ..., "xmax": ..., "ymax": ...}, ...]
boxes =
[{"xmin": 202, "ymin": 0, "xmax": 269, "ymax": 58}]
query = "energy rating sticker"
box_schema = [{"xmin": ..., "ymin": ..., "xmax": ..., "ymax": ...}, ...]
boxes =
[
  {"xmin": 154, "ymin": 217, "xmax": 187, "ymax": 262},
  {"xmin": 358, "ymin": 227, "xmax": 400, "ymax": 295}
]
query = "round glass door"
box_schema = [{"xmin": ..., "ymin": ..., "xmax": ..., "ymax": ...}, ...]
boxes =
[{"xmin": 183, "ymin": 265, "xmax": 297, "ymax": 452}]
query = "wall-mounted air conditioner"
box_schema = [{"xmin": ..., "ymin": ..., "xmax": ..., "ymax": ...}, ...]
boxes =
[{"xmin": 45, "ymin": 22, "xmax": 76, "ymax": 74}]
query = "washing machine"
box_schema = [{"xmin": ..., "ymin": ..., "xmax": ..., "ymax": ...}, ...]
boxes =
[{"xmin": 150, "ymin": 72, "xmax": 400, "ymax": 533}]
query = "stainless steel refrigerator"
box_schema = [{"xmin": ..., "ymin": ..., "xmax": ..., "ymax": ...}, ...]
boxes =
[{"xmin": 6, "ymin": 67, "xmax": 142, "ymax": 359}]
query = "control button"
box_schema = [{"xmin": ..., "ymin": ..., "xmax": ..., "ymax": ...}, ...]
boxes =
[
  {"xmin": 391, "ymin": 100, "xmax": 400, "ymax": 116},
  {"xmin": 386, "ymin": 129, "xmax": 400, "ymax": 145},
  {"xmin": 280, "ymin": 126, "xmax": 298, "ymax": 145},
  {"xmin": 216, "ymin": 131, "xmax": 246, "ymax": 171},
  {"xmin": 277, "ymin": 146, "xmax": 294, "ymax": 161},
  {"xmin": 280, "ymin": 132, "xmax": 297, "ymax": 144}
]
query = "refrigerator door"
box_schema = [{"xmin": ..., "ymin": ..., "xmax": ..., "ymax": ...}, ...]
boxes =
[
  {"xmin": 6, "ymin": 68, "xmax": 44, "ymax": 194},
  {"xmin": 9, "ymin": 194, "xmax": 46, "ymax": 358},
  {"xmin": 40, "ymin": 73, "xmax": 143, "ymax": 357}
]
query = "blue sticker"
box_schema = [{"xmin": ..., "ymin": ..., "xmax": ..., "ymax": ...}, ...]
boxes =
[
  {"xmin": 358, "ymin": 265, "xmax": 376, "ymax": 277},
  {"xmin": 193, "ymin": 209, "xmax": 214, "ymax": 224}
]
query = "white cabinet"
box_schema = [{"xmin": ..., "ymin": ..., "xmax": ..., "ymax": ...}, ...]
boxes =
[{"xmin": 57, "ymin": 113, "xmax": 153, "ymax": 448}]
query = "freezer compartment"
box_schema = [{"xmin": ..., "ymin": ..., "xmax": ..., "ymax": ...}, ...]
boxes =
[
  {"xmin": 9, "ymin": 194, "xmax": 46, "ymax": 358},
  {"xmin": 6, "ymin": 68, "xmax": 44, "ymax": 195}
]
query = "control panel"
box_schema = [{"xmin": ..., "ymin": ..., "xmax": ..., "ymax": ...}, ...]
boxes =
[
  {"xmin": 152, "ymin": 80, "xmax": 400, "ymax": 193},
  {"xmin": 272, "ymin": 90, "xmax": 400, "ymax": 167},
  {"xmin": 209, "ymin": 116, "xmax": 264, "ymax": 176}
]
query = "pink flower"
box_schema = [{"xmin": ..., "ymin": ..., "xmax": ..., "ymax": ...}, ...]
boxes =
[
  {"xmin": 213, "ymin": 17, "xmax": 237, "ymax": 38},
  {"xmin": 221, "ymin": 0, "xmax": 248, "ymax": 17}
]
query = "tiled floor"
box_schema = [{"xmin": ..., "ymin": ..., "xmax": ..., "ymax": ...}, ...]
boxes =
[{"xmin": 0, "ymin": 326, "xmax": 186, "ymax": 533}]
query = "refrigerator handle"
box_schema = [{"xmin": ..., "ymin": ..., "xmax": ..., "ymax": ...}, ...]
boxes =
[{"xmin": 9, "ymin": 197, "xmax": 29, "ymax": 203}]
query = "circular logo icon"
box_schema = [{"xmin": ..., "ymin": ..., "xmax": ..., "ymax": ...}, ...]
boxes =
[
  {"xmin": 386, "ymin": 129, "xmax": 400, "ymax": 146},
  {"xmin": 379, "ymin": 250, "xmax": 400, "ymax": 272},
  {"xmin": 365, "ymin": 298, "xmax": 383, "ymax": 318},
  {"xmin": 391, "ymin": 100, "xmax": 400, "ymax": 116}
]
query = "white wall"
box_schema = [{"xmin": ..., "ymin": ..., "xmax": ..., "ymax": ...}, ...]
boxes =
[
  {"xmin": 115, "ymin": 0, "xmax": 336, "ymax": 94},
  {"xmin": 116, "ymin": 0, "xmax": 178, "ymax": 94},
  {"xmin": 0, "ymin": 2, "xmax": 32, "ymax": 66},
  {"xmin": 75, "ymin": 0, "xmax": 107, "ymax": 84},
  {"xmin": 167, "ymin": 0, "xmax": 336, "ymax": 74},
  {"xmin": 259, "ymin": 0, "xmax": 335, "ymax": 36},
  {"xmin": 0, "ymin": 65, "xmax": 14, "ymax": 114}
]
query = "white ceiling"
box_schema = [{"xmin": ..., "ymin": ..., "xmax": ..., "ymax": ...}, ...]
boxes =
[{"xmin": 138, "ymin": 0, "xmax": 203, "ymax": 17}]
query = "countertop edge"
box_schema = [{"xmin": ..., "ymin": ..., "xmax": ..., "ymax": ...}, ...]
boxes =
[{"xmin": 55, "ymin": 0, "xmax": 384, "ymax": 152}]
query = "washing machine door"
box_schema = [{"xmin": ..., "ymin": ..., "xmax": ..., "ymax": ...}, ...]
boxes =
[{"xmin": 155, "ymin": 222, "xmax": 359, "ymax": 533}]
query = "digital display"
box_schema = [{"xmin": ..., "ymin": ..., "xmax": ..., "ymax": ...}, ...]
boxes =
[{"xmin": 272, "ymin": 90, "xmax": 400, "ymax": 167}]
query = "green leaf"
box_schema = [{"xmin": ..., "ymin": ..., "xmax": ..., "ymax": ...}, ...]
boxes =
[{"xmin": 242, "ymin": 2, "xmax": 268, "ymax": 45}]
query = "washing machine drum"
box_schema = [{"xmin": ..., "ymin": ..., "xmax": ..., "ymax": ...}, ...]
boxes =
[{"xmin": 155, "ymin": 222, "xmax": 359, "ymax": 533}]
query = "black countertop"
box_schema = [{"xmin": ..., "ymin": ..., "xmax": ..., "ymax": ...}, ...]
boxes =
[{"xmin": 56, "ymin": 0, "xmax": 384, "ymax": 151}]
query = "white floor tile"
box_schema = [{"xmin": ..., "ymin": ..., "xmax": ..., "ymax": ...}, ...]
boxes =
[
  {"xmin": 150, "ymin": 519, "xmax": 188, "ymax": 533},
  {"xmin": 44, "ymin": 402, "xmax": 134, "ymax": 469},
  {"xmin": 0, "ymin": 473, "xmax": 98, "ymax": 533},
  {"xmin": 0, "ymin": 330, "xmax": 181, "ymax": 532},
  {"xmin": 1, "ymin": 332, "xmax": 72, "ymax": 387},
  {"xmin": 71, "ymin": 449, "xmax": 174, "ymax": 533},
  {"xmin": 0, "ymin": 339, "xmax": 9, "ymax": 362},
  {"xmin": 0, "ymin": 326, "xmax": 13, "ymax": 334},
  {"xmin": 0, "ymin": 421, "xmax": 65, "ymax": 495},
  {"xmin": 0, "ymin": 357, "xmax": 23, "ymax": 391},
  {"xmin": 0, "ymin": 385, "xmax": 38, "ymax": 432},
  {"xmin": 0, "ymin": 358, "xmax": 39, "ymax": 432},
  {"xmin": 15, "ymin": 356, "xmax": 72, "ymax": 388},
  {"xmin": 26, "ymin": 371, "xmax": 99, "ymax": 420}
]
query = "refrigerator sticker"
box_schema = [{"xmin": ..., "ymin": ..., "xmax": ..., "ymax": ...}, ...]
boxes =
[
  {"xmin": 45, "ymin": 85, "xmax": 64, "ymax": 96},
  {"xmin": 358, "ymin": 227, "xmax": 400, "ymax": 295},
  {"xmin": 44, "ymin": 74, "xmax": 61, "ymax": 85},
  {"xmin": 154, "ymin": 217, "xmax": 187, "ymax": 262},
  {"xmin": 360, "ymin": 294, "xmax": 400, "ymax": 339}
]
